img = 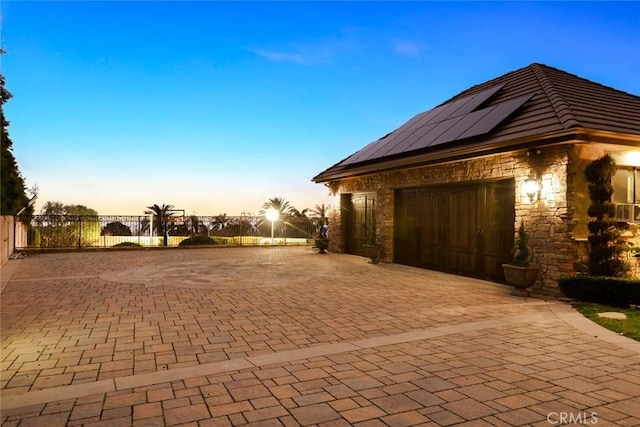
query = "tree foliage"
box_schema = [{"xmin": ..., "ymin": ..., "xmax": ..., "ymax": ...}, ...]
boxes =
[
  {"xmin": 40, "ymin": 201, "xmax": 98, "ymax": 217},
  {"xmin": 309, "ymin": 203, "xmax": 331, "ymax": 230},
  {"xmin": 0, "ymin": 50, "xmax": 31, "ymax": 217},
  {"xmin": 512, "ymin": 221, "xmax": 530, "ymax": 267},
  {"xmin": 310, "ymin": 204, "xmax": 330, "ymax": 219},
  {"xmin": 146, "ymin": 203, "xmax": 175, "ymax": 245},
  {"xmin": 35, "ymin": 201, "xmax": 100, "ymax": 247},
  {"xmin": 259, "ymin": 197, "xmax": 294, "ymax": 218},
  {"xmin": 101, "ymin": 222, "xmax": 133, "ymax": 236},
  {"xmin": 212, "ymin": 213, "xmax": 230, "ymax": 234},
  {"xmin": 186, "ymin": 214, "xmax": 206, "ymax": 236}
]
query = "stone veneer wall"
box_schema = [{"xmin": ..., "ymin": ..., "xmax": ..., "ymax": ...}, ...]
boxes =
[{"xmin": 326, "ymin": 144, "xmax": 584, "ymax": 297}]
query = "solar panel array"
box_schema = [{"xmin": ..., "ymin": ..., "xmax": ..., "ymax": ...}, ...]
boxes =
[{"xmin": 341, "ymin": 85, "xmax": 532, "ymax": 166}]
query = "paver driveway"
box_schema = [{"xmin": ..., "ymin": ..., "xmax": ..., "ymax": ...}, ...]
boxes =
[{"xmin": 1, "ymin": 246, "xmax": 639, "ymax": 426}]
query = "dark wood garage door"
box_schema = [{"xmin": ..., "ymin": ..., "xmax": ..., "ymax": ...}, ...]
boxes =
[{"xmin": 394, "ymin": 180, "xmax": 515, "ymax": 282}]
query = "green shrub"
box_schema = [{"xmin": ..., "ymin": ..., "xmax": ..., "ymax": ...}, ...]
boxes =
[
  {"xmin": 512, "ymin": 221, "xmax": 530, "ymax": 266},
  {"xmin": 559, "ymin": 276, "xmax": 640, "ymax": 308},
  {"xmin": 28, "ymin": 226, "xmax": 41, "ymax": 247},
  {"xmin": 113, "ymin": 242, "xmax": 142, "ymax": 247},
  {"xmin": 178, "ymin": 236, "xmax": 217, "ymax": 246},
  {"xmin": 584, "ymin": 155, "xmax": 629, "ymax": 277}
]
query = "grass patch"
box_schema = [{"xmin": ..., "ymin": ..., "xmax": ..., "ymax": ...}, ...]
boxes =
[{"xmin": 574, "ymin": 302, "xmax": 640, "ymax": 341}]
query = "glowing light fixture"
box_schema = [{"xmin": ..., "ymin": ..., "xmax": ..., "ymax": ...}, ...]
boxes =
[
  {"xmin": 523, "ymin": 172, "xmax": 541, "ymax": 204},
  {"xmin": 265, "ymin": 208, "xmax": 279, "ymax": 244}
]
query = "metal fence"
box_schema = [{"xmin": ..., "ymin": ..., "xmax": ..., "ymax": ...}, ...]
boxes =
[{"xmin": 19, "ymin": 214, "xmax": 322, "ymax": 249}]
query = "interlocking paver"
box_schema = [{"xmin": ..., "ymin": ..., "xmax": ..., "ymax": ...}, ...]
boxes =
[
  {"xmin": 1, "ymin": 247, "xmax": 639, "ymax": 426},
  {"xmin": 341, "ymin": 405, "xmax": 386, "ymax": 423},
  {"xmin": 164, "ymin": 403, "xmax": 210, "ymax": 425},
  {"xmin": 290, "ymin": 403, "xmax": 341, "ymax": 424},
  {"xmin": 381, "ymin": 410, "xmax": 429, "ymax": 427},
  {"xmin": 243, "ymin": 405, "xmax": 289, "ymax": 423},
  {"xmin": 425, "ymin": 409, "xmax": 465, "ymax": 426}
]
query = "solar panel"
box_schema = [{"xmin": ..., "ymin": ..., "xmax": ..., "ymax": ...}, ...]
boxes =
[
  {"xmin": 405, "ymin": 116, "xmax": 466, "ymax": 152},
  {"xmin": 341, "ymin": 112, "xmax": 425, "ymax": 165},
  {"xmin": 427, "ymin": 108, "xmax": 494, "ymax": 147},
  {"xmin": 339, "ymin": 84, "xmax": 529, "ymax": 166},
  {"xmin": 400, "ymin": 111, "xmax": 432, "ymax": 132},
  {"xmin": 384, "ymin": 124, "xmax": 439, "ymax": 157},
  {"xmin": 457, "ymin": 94, "xmax": 532, "ymax": 140},
  {"xmin": 342, "ymin": 139, "xmax": 386, "ymax": 165},
  {"xmin": 367, "ymin": 128, "xmax": 416, "ymax": 159},
  {"xmin": 427, "ymin": 84, "xmax": 503, "ymax": 123}
]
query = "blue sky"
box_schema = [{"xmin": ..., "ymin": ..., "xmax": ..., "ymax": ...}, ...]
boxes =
[{"xmin": 3, "ymin": 1, "xmax": 640, "ymax": 215}]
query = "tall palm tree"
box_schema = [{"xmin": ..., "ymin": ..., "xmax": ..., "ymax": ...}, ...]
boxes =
[
  {"xmin": 259, "ymin": 197, "xmax": 292, "ymax": 218},
  {"xmin": 260, "ymin": 197, "xmax": 298, "ymax": 240},
  {"xmin": 310, "ymin": 203, "xmax": 331, "ymax": 219},
  {"xmin": 289, "ymin": 207, "xmax": 309, "ymax": 218},
  {"xmin": 146, "ymin": 204, "xmax": 174, "ymax": 246},
  {"xmin": 310, "ymin": 203, "xmax": 331, "ymax": 236}
]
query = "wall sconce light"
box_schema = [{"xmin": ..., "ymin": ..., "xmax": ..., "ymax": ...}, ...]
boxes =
[{"xmin": 523, "ymin": 172, "xmax": 541, "ymax": 203}]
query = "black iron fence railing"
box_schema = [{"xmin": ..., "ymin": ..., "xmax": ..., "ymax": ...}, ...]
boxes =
[{"xmin": 20, "ymin": 215, "xmax": 323, "ymax": 249}]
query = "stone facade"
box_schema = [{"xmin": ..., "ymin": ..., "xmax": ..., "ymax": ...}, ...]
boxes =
[{"xmin": 325, "ymin": 142, "xmax": 636, "ymax": 297}]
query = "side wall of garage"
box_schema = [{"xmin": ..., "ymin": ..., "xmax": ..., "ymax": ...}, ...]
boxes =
[{"xmin": 326, "ymin": 144, "xmax": 576, "ymax": 297}]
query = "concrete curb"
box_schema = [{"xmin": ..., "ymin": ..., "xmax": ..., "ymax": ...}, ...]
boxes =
[{"xmin": 546, "ymin": 300, "xmax": 640, "ymax": 354}]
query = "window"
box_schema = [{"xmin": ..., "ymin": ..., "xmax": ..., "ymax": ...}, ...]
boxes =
[{"xmin": 613, "ymin": 167, "xmax": 639, "ymax": 222}]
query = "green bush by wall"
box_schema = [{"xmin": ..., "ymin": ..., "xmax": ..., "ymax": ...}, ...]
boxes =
[
  {"xmin": 178, "ymin": 236, "xmax": 218, "ymax": 246},
  {"xmin": 559, "ymin": 276, "xmax": 640, "ymax": 308}
]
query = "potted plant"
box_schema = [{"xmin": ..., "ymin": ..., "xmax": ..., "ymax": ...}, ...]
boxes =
[
  {"xmin": 502, "ymin": 221, "xmax": 539, "ymax": 296},
  {"xmin": 362, "ymin": 217, "xmax": 382, "ymax": 264},
  {"xmin": 313, "ymin": 222, "xmax": 329, "ymax": 254},
  {"xmin": 362, "ymin": 241, "xmax": 382, "ymax": 264}
]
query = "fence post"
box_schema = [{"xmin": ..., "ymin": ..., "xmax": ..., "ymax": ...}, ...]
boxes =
[
  {"xmin": 13, "ymin": 215, "xmax": 17, "ymax": 254},
  {"xmin": 78, "ymin": 215, "xmax": 82, "ymax": 248}
]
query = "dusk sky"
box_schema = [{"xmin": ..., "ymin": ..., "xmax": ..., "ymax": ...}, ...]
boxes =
[{"xmin": 3, "ymin": 1, "xmax": 640, "ymax": 216}]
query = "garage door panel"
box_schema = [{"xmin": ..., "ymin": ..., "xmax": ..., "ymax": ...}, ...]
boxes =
[
  {"xmin": 345, "ymin": 193, "xmax": 377, "ymax": 257},
  {"xmin": 394, "ymin": 189, "xmax": 417, "ymax": 264},
  {"xmin": 418, "ymin": 189, "xmax": 449, "ymax": 269},
  {"xmin": 394, "ymin": 180, "xmax": 514, "ymax": 282}
]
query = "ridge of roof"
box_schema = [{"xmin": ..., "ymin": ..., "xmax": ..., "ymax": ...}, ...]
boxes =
[
  {"xmin": 532, "ymin": 62, "xmax": 640, "ymax": 99},
  {"xmin": 530, "ymin": 63, "xmax": 580, "ymax": 129}
]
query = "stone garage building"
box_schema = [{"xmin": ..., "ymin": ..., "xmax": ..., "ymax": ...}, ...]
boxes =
[{"xmin": 313, "ymin": 63, "xmax": 640, "ymax": 296}]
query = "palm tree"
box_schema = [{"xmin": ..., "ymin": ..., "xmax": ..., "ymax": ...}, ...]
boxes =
[
  {"xmin": 239, "ymin": 211, "xmax": 259, "ymax": 235},
  {"xmin": 212, "ymin": 213, "xmax": 231, "ymax": 235},
  {"xmin": 310, "ymin": 203, "xmax": 331, "ymax": 236},
  {"xmin": 146, "ymin": 204, "xmax": 174, "ymax": 246},
  {"xmin": 187, "ymin": 214, "xmax": 203, "ymax": 236},
  {"xmin": 310, "ymin": 203, "xmax": 331, "ymax": 220},
  {"xmin": 289, "ymin": 207, "xmax": 309, "ymax": 218},
  {"xmin": 259, "ymin": 197, "xmax": 292, "ymax": 218},
  {"xmin": 260, "ymin": 197, "xmax": 299, "ymax": 240}
]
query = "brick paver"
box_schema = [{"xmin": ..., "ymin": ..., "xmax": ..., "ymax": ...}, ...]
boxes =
[{"xmin": 1, "ymin": 247, "xmax": 639, "ymax": 425}]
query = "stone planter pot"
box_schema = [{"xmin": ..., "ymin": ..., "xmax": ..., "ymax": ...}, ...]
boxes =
[
  {"xmin": 362, "ymin": 243, "xmax": 383, "ymax": 264},
  {"xmin": 314, "ymin": 238, "xmax": 329, "ymax": 254},
  {"xmin": 502, "ymin": 264, "xmax": 540, "ymax": 296}
]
